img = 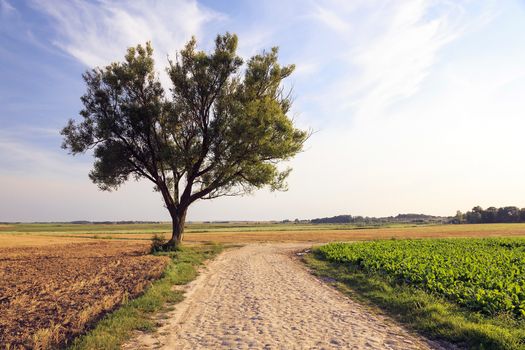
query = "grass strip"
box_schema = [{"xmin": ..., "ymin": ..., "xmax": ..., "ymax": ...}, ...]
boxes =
[
  {"xmin": 68, "ymin": 243, "xmax": 223, "ymax": 350},
  {"xmin": 304, "ymin": 250, "xmax": 525, "ymax": 350}
]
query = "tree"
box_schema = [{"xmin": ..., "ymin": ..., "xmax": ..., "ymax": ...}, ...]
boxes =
[
  {"xmin": 497, "ymin": 206, "xmax": 520, "ymax": 223},
  {"xmin": 482, "ymin": 207, "xmax": 498, "ymax": 223},
  {"xmin": 465, "ymin": 206, "xmax": 482, "ymax": 224},
  {"xmin": 61, "ymin": 33, "xmax": 308, "ymax": 247},
  {"xmin": 453, "ymin": 210, "xmax": 465, "ymax": 224}
]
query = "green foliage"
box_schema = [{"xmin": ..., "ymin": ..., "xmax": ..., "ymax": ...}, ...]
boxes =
[
  {"xmin": 61, "ymin": 33, "xmax": 307, "ymax": 242},
  {"xmin": 318, "ymin": 238, "xmax": 525, "ymax": 318},
  {"xmin": 463, "ymin": 206, "xmax": 525, "ymax": 224},
  {"xmin": 305, "ymin": 252, "xmax": 525, "ymax": 349},
  {"xmin": 150, "ymin": 233, "xmax": 166, "ymax": 253}
]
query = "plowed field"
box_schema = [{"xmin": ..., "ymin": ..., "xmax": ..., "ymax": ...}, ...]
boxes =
[{"xmin": 0, "ymin": 242, "xmax": 169, "ymax": 349}]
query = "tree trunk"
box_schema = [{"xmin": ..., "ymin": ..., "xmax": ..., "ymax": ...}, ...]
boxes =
[{"xmin": 167, "ymin": 207, "xmax": 187, "ymax": 248}]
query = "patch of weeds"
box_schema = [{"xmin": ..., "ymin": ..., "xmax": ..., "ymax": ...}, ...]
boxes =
[{"xmin": 150, "ymin": 233, "xmax": 167, "ymax": 253}]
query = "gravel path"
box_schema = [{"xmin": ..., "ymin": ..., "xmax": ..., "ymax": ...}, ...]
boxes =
[{"xmin": 127, "ymin": 243, "xmax": 449, "ymax": 349}]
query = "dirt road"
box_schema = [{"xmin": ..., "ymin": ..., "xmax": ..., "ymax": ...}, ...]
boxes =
[{"xmin": 127, "ymin": 244, "xmax": 448, "ymax": 349}]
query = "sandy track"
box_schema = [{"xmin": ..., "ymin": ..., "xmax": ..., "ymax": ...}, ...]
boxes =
[{"xmin": 127, "ymin": 244, "xmax": 448, "ymax": 349}]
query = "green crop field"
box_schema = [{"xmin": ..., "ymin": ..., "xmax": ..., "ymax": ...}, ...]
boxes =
[
  {"xmin": 318, "ymin": 238, "xmax": 525, "ymax": 317},
  {"xmin": 309, "ymin": 238, "xmax": 525, "ymax": 349}
]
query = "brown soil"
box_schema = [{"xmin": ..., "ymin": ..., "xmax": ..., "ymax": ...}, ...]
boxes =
[{"xmin": 0, "ymin": 241, "xmax": 168, "ymax": 349}]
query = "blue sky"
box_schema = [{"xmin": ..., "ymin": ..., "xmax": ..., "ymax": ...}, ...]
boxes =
[{"xmin": 1, "ymin": 0, "xmax": 525, "ymax": 221}]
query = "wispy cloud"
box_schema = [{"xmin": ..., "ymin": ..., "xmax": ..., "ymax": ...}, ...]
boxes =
[
  {"xmin": 0, "ymin": 0, "xmax": 15, "ymax": 15},
  {"xmin": 350, "ymin": 1, "xmax": 464, "ymax": 119},
  {"xmin": 305, "ymin": 0, "xmax": 483, "ymax": 123},
  {"xmin": 226, "ymin": 0, "xmax": 491, "ymax": 131},
  {"xmin": 30, "ymin": 0, "xmax": 224, "ymax": 84},
  {"xmin": 0, "ymin": 126, "xmax": 61, "ymax": 139},
  {"xmin": 35, "ymin": 0, "xmax": 473, "ymax": 124},
  {"xmin": 293, "ymin": 61, "xmax": 320, "ymax": 77},
  {"xmin": 0, "ymin": 129, "xmax": 89, "ymax": 178},
  {"xmin": 310, "ymin": 5, "xmax": 350, "ymax": 33}
]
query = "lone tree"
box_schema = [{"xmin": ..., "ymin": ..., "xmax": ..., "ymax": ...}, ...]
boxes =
[{"xmin": 61, "ymin": 33, "xmax": 307, "ymax": 247}]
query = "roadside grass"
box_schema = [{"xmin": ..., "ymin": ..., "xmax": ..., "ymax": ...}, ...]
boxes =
[
  {"xmin": 68, "ymin": 243, "xmax": 223, "ymax": 350},
  {"xmin": 304, "ymin": 251, "xmax": 525, "ymax": 350}
]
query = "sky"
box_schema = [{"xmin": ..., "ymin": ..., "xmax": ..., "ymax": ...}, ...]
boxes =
[{"xmin": 1, "ymin": 0, "xmax": 525, "ymax": 222}]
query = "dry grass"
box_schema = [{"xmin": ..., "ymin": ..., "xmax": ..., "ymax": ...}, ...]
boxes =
[
  {"xmin": 0, "ymin": 235, "xmax": 92, "ymax": 247},
  {"xmin": 94, "ymin": 223, "xmax": 525, "ymax": 243},
  {"xmin": 3, "ymin": 223, "xmax": 525, "ymax": 247},
  {"xmin": 182, "ymin": 226, "xmax": 525, "ymax": 243},
  {"xmin": 0, "ymin": 241, "xmax": 168, "ymax": 349}
]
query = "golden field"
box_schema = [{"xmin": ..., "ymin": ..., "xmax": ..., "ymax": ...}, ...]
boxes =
[{"xmin": 3, "ymin": 222, "xmax": 525, "ymax": 246}]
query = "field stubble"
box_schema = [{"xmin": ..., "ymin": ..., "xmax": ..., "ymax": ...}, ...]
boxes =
[{"xmin": 0, "ymin": 241, "xmax": 168, "ymax": 349}]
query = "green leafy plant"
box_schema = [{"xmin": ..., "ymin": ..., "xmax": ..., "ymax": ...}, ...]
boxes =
[
  {"xmin": 318, "ymin": 238, "xmax": 525, "ymax": 317},
  {"xmin": 150, "ymin": 233, "xmax": 167, "ymax": 253}
]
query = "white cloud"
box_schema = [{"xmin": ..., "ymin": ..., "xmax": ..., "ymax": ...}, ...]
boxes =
[
  {"xmin": 354, "ymin": 1, "xmax": 468, "ymax": 116},
  {"xmin": 0, "ymin": 0, "xmax": 15, "ymax": 15},
  {"xmin": 30, "ymin": 0, "xmax": 223, "ymax": 85},
  {"xmin": 304, "ymin": 0, "xmax": 482, "ymax": 125},
  {"xmin": 310, "ymin": 5, "xmax": 350, "ymax": 33},
  {"xmin": 293, "ymin": 61, "xmax": 320, "ymax": 77},
  {"xmin": 0, "ymin": 129, "xmax": 89, "ymax": 178}
]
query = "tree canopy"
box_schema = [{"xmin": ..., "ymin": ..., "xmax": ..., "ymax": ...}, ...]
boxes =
[
  {"xmin": 461, "ymin": 206, "xmax": 525, "ymax": 224},
  {"xmin": 61, "ymin": 33, "xmax": 308, "ymax": 246}
]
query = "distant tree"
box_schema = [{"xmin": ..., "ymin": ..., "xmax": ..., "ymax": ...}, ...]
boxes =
[
  {"xmin": 465, "ymin": 206, "xmax": 482, "ymax": 224},
  {"xmin": 453, "ymin": 210, "xmax": 465, "ymax": 224},
  {"xmin": 472, "ymin": 206, "xmax": 483, "ymax": 214},
  {"xmin": 499, "ymin": 206, "xmax": 520, "ymax": 222},
  {"xmin": 463, "ymin": 205, "xmax": 525, "ymax": 224},
  {"xmin": 520, "ymin": 208, "xmax": 525, "ymax": 222},
  {"xmin": 311, "ymin": 215, "xmax": 353, "ymax": 224},
  {"xmin": 61, "ymin": 33, "xmax": 308, "ymax": 247},
  {"xmin": 497, "ymin": 207, "xmax": 508, "ymax": 222},
  {"xmin": 508, "ymin": 206, "xmax": 520, "ymax": 222},
  {"xmin": 482, "ymin": 207, "xmax": 498, "ymax": 223}
]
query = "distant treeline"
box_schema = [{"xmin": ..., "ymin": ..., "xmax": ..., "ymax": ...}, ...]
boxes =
[
  {"xmin": 455, "ymin": 206, "xmax": 525, "ymax": 224},
  {"xmin": 310, "ymin": 213, "xmax": 449, "ymax": 225}
]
